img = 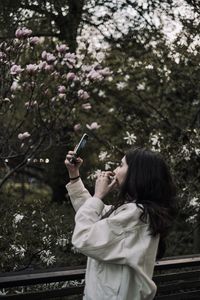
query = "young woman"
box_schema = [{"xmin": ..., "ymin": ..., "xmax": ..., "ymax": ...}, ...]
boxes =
[{"xmin": 65, "ymin": 148, "xmax": 176, "ymax": 300}]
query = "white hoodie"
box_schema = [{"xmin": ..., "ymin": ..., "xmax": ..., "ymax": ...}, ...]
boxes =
[{"xmin": 66, "ymin": 179, "xmax": 159, "ymax": 300}]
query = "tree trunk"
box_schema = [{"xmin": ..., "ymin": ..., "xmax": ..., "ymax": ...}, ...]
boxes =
[{"xmin": 55, "ymin": 0, "xmax": 85, "ymax": 52}]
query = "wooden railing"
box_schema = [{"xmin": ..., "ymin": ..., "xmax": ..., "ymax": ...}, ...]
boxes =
[{"xmin": 0, "ymin": 254, "xmax": 200, "ymax": 299}]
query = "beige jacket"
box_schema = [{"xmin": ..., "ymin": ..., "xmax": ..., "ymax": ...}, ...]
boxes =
[{"xmin": 66, "ymin": 179, "xmax": 159, "ymax": 300}]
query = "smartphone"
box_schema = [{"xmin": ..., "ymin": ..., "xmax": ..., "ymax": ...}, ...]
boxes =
[{"xmin": 70, "ymin": 133, "xmax": 89, "ymax": 163}]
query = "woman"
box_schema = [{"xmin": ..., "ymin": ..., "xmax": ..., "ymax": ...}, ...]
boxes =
[{"xmin": 65, "ymin": 148, "xmax": 176, "ymax": 300}]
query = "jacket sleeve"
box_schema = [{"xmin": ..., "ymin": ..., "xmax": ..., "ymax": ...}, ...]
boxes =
[
  {"xmin": 66, "ymin": 179, "xmax": 91, "ymax": 212},
  {"xmin": 66, "ymin": 178, "xmax": 112, "ymax": 214},
  {"xmin": 72, "ymin": 197, "xmax": 143, "ymax": 264}
]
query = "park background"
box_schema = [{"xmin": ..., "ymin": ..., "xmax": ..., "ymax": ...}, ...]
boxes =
[{"xmin": 0, "ymin": 0, "xmax": 200, "ymax": 277}]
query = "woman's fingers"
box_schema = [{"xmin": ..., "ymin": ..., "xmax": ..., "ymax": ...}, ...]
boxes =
[{"xmin": 64, "ymin": 151, "xmax": 83, "ymax": 167}]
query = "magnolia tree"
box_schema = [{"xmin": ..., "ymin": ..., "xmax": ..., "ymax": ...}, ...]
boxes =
[
  {"xmin": 0, "ymin": 27, "xmax": 114, "ymax": 274},
  {"xmin": 0, "ymin": 27, "xmax": 111, "ymax": 189}
]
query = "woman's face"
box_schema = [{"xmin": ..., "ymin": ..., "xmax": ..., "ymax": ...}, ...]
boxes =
[{"xmin": 113, "ymin": 156, "xmax": 128, "ymax": 187}]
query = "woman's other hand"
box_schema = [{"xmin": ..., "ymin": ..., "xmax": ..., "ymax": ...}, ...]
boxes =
[{"xmin": 94, "ymin": 171, "xmax": 117, "ymax": 200}]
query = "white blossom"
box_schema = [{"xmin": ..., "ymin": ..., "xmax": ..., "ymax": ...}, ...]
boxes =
[
  {"xmin": 10, "ymin": 245, "xmax": 26, "ymax": 258},
  {"xmin": 195, "ymin": 148, "xmax": 200, "ymax": 155},
  {"xmin": 116, "ymin": 82, "xmax": 126, "ymax": 90},
  {"xmin": 13, "ymin": 213, "xmax": 24, "ymax": 224},
  {"xmin": 190, "ymin": 197, "xmax": 199, "ymax": 208},
  {"xmin": 87, "ymin": 169, "xmax": 102, "ymax": 180},
  {"xmin": 18, "ymin": 132, "xmax": 31, "ymax": 140},
  {"xmin": 123, "ymin": 131, "xmax": 137, "ymax": 145},
  {"xmin": 137, "ymin": 83, "xmax": 145, "ymax": 90},
  {"xmin": 40, "ymin": 250, "xmax": 56, "ymax": 266},
  {"xmin": 105, "ymin": 161, "xmax": 115, "ymax": 170},
  {"xmin": 56, "ymin": 236, "xmax": 69, "ymax": 247},
  {"xmin": 86, "ymin": 122, "xmax": 101, "ymax": 130},
  {"xmin": 182, "ymin": 145, "xmax": 190, "ymax": 161},
  {"xmin": 98, "ymin": 151, "xmax": 110, "ymax": 161}
]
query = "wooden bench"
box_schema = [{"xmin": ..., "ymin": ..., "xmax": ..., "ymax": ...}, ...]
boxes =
[{"xmin": 0, "ymin": 254, "xmax": 200, "ymax": 299}]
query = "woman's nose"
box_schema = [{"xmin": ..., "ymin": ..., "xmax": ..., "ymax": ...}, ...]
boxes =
[{"xmin": 113, "ymin": 167, "xmax": 117, "ymax": 174}]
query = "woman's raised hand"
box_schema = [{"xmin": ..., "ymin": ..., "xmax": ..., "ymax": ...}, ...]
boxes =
[{"xmin": 64, "ymin": 151, "xmax": 83, "ymax": 179}]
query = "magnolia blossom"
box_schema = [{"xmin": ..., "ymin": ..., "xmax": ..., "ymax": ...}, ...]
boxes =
[
  {"xmin": 41, "ymin": 51, "xmax": 47, "ymax": 60},
  {"xmin": 15, "ymin": 27, "xmax": 32, "ymax": 39},
  {"xmin": 82, "ymin": 103, "xmax": 92, "ymax": 110},
  {"xmin": 195, "ymin": 148, "xmax": 200, "ymax": 155},
  {"xmin": 18, "ymin": 132, "xmax": 31, "ymax": 140},
  {"xmin": 10, "ymin": 245, "xmax": 26, "ymax": 258},
  {"xmin": 116, "ymin": 82, "xmax": 126, "ymax": 90},
  {"xmin": 56, "ymin": 44, "xmax": 69, "ymax": 53},
  {"xmin": 10, "ymin": 64, "xmax": 23, "ymax": 75},
  {"xmin": 66, "ymin": 72, "xmax": 76, "ymax": 81},
  {"xmin": 105, "ymin": 161, "xmax": 115, "ymax": 170},
  {"xmin": 86, "ymin": 122, "xmax": 101, "ymax": 130},
  {"xmin": 182, "ymin": 145, "xmax": 190, "ymax": 161},
  {"xmin": 46, "ymin": 53, "xmax": 56, "ymax": 63},
  {"xmin": 13, "ymin": 213, "xmax": 24, "ymax": 224},
  {"xmin": 29, "ymin": 36, "xmax": 40, "ymax": 45},
  {"xmin": 56, "ymin": 236, "xmax": 69, "ymax": 247},
  {"xmin": 87, "ymin": 169, "xmax": 102, "ymax": 180},
  {"xmin": 26, "ymin": 64, "xmax": 38, "ymax": 74},
  {"xmin": 98, "ymin": 151, "xmax": 110, "ymax": 161},
  {"xmin": 11, "ymin": 81, "xmax": 20, "ymax": 92},
  {"xmin": 74, "ymin": 123, "xmax": 81, "ymax": 131},
  {"xmin": 150, "ymin": 134, "xmax": 160, "ymax": 146},
  {"xmin": 40, "ymin": 250, "xmax": 56, "ymax": 266},
  {"xmin": 58, "ymin": 85, "xmax": 66, "ymax": 93},
  {"xmin": 137, "ymin": 83, "xmax": 146, "ymax": 90},
  {"xmin": 41, "ymin": 51, "xmax": 56, "ymax": 63},
  {"xmin": 99, "ymin": 67, "xmax": 111, "ymax": 76},
  {"xmin": 190, "ymin": 197, "xmax": 199, "ymax": 207},
  {"xmin": 58, "ymin": 93, "xmax": 66, "ymax": 99},
  {"xmin": 77, "ymin": 89, "xmax": 90, "ymax": 100},
  {"xmin": 0, "ymin": 51, "xmax": 6, "ymax": 61},
  {"xmin": 87, "ymin": 69, "xmax": 103, "ymax": 81},
  {"xmin": 124, "ymin": 131, "xmax": 137, "ymax": 145},
  {"xmin": 63, "ymin": 53, "xmax": 76, "ymax": 67}
]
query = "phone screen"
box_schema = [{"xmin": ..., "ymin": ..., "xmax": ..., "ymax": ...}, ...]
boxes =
[
  {"xmin": 74, "ymin": 133, "xmax": 88, "ymax": 156},
  {"xmin": 70, "ymin": 133, "xmax": 89, "ymax": 163}
]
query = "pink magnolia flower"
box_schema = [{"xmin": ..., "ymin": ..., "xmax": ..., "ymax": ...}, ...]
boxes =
[
  {"xmin": 29, "ymin": 36, "xmax": 40, "ymax": 45},
  {"xmin": 10, "ymin": 64, "xmax": 23, "ymax": 75},
  {"xmin": 41, "ymin": 51, "xmax": 47, "ymax": 60},
  {"xmin": 87, "ymin": 69, "xmax": 103, "ymax": 81},
  {"xmin": 18, "ymin": 132, "xmax": 31, "ymax": 140},
  {"xmin": 58, "ymin": 85, "xmax": 66, "ymax": 93},
  {"xmin": 58, "ymin": 93, "xmax": 66, "ymax": 99},
  {"xmin": 99, "ymin": 67, "xmax": 111, "ymax": 76},
  {"xmin": 46, "ymin": 53, "xmax": 56, "ymax": 63},
  {"xmin": 74, "ymin": 124, "xmax": 81, "ymax": 132},
  {"xmin": 0, "ymin": 51, "xmax": 6, "ymax": 61},
  {"xmin": 63, "ymin": 53, "xmax": 76, "ymax": 66},
  {"xmin": 11, "ymin": 81, "xmax": 21, "ymax": 92},
  {"xmin": 82, "ymin": 103, "xmax": 92, "ymax": 110},
  {"xmin": 86, "ymin": 122, "xmax": 101, "ymax": 130},
  {"xmin": 56, "ymin": 44, "xmax": 69, "ymax": 53},
  {"xmin": 44, "ymin": 64, "xmax": 53, "ymax": 71},
  {"xmin": 77, "ymin": 89, "xmax": 90, "ymax": 100},
  {"xmin": 66, "ymin": 72, "xmax": 76, "ymax": 81},
  {"xmin": 15, "ymin": 27, "xmax": 32, "ymax": 39},
  {"xmin": 38, "ymin": 61, "xmax": 53, "ymax": 71},
  {"xmin": 26, "ymin": 64, "xmax": 38, "ymax": 74}
]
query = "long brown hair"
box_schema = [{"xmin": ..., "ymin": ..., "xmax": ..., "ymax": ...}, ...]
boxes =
[{"xmin": 102, "ymin": 148, "xmax": 177, "ymax": 258}]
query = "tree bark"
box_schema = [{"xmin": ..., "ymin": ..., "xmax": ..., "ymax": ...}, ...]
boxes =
[{"xmin": 55, "ymin": 0, "xmax": 85, "ymax": 52}]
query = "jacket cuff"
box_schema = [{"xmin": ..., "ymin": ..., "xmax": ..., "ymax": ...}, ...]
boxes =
[{"xmin": 66, "ymin": 178, "xmax": 84, "ymax": 193}]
